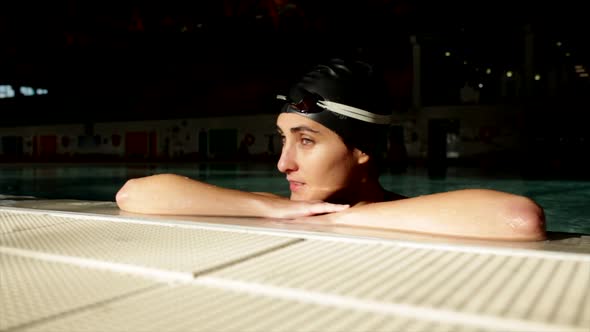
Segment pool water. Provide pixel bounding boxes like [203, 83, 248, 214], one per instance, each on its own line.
[1, 163, 589, 235]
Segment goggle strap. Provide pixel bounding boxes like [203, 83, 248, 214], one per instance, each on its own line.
[276, 95, 392, 125]
[318, 100, 392, 125]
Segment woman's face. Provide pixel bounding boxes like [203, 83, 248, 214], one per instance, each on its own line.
[276, 113, 366, 202]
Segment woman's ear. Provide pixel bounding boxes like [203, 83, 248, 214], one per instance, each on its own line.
[354, 148, 370, 165]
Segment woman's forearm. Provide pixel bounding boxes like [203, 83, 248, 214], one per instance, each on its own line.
[318, 189, 546, 241]
[116, 174, 269, 216]
[115, 173, 348, 218]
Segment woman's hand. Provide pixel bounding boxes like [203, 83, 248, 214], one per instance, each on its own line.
[268, 199, 349, 219]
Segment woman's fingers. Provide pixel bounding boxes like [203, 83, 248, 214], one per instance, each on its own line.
[307, 202, 349, 215]
[276, 201, 349, 218]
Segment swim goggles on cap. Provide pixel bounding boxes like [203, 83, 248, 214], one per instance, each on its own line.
[277, 94, 392, 125]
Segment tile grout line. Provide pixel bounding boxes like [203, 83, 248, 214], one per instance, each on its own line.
[0, 220, 73, 235]
[3, 285, 164, 332]
[0, 238, 305, 283]
[2, 207, 590, 261]
[195, 276, 586, 332]
[0, 246, 194, 283]
[192, 238, 305, 277]
[2, 243, 587, 332]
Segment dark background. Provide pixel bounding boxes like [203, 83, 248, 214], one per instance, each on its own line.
[1, 0, 589, 176]
[2, 0, 587, 123]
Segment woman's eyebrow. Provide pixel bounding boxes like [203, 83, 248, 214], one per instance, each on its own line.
[289, 126, 321, 134]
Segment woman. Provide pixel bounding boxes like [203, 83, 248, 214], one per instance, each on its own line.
[116, 58, 546, 241]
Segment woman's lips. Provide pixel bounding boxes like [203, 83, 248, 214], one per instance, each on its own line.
[289, 181, 304, 192]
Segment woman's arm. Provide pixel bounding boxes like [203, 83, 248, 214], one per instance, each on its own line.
[301, 189, 546, 241]
[115, 173, 348, 218]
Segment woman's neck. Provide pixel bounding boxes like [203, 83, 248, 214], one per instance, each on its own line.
[353, 178, 388, 206]
[328, 178, 386, 207]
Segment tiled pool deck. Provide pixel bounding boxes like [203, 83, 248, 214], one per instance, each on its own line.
[1, 198, 589, 332]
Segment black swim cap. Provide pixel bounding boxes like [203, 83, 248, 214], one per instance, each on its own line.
[278, 58, 392, 155]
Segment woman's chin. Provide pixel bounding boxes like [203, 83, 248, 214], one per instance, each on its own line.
[289, 192, 307, 201]
[290, 191, 330, 202]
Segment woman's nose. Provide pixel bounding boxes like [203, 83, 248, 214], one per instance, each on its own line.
[277, 144, 298, 173]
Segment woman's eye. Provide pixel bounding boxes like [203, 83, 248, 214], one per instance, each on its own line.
[301, 138, 314, 145]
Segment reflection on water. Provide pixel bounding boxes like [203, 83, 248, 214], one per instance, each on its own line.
[1, 163, 589, 234]
[0, 163, 286, 201]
